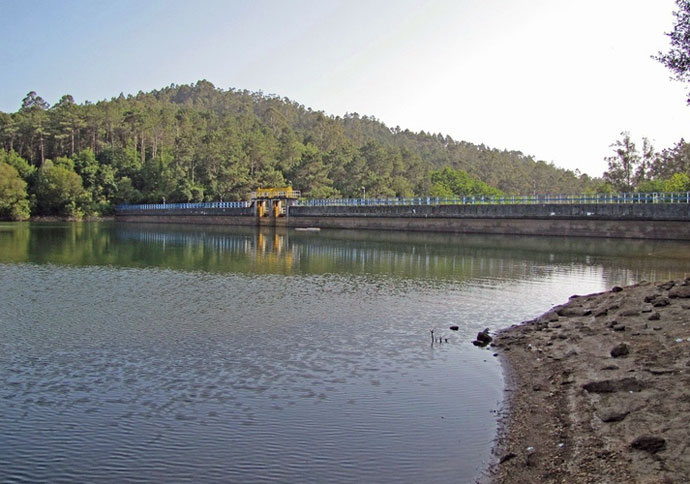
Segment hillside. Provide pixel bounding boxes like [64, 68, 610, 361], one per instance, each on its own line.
[0, 80, 598, 216]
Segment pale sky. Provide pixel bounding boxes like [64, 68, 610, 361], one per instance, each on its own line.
[1, 0, 688, 176]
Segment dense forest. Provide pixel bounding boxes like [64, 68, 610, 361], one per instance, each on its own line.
[0, 80, 687, 220]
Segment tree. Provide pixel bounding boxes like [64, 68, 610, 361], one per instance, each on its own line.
[34, 160, 87, 217]
[0, 150, 35, 181]
[51, 94, 85, 155]
[603, 132, 639, 191]
[655, 0, 690, 103]
[429, 166, 503, 197]
[18, 91, 50, 165]
[0, 161, 30, 220]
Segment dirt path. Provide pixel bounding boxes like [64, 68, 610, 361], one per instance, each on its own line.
[487, 279, 690, 484]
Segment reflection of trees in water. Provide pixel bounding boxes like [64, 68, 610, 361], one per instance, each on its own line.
[1, 222, 688, 283]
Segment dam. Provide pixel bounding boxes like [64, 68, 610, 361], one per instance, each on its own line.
[115, 192, 690, 240]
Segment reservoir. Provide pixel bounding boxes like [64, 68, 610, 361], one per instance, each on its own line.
[1, 222, 688, 483]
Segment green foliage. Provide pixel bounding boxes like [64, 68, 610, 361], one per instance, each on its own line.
[429, 167, 503, 198]
[603, 132, 639, 191]
[0, 150, 35, 181]
[603, 132, 690, 193]
[655, 0, 690, 103]
[0, 80, 607, 214]
[638, 173, 690, 193]
[0, 161, 30, 220]
[34, 160, 88, 217]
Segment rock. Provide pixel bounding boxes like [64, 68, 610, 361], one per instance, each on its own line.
[619, 309, 640, 317]
[597, 408, 630, 422]
[647, 367, 676, 375]
[525, 449, 539, 467]
[582, 377, 646, 393]
[473, 328, 492, 347]
[539, 311, 560, 323]
[601, 364, 619, 370]
[610, 343, 629, 358]
[499, 452, 516, 464]
[669, 286, 690, 298]
[612, 324, 626, 332]
[611, 286, 623, 292]
[594, 308, 608, 317]
[653, 297, 671, 307]
[644, 294, 660, 303]
[630, 435, 666, 453]
[658, 281, 676, 291]
[449, 325, 459, 331]
[648, 312, 661, 321]
[557, 306, 592, 317]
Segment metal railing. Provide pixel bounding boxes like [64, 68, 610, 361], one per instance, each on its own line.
[294, 192, 690, 207]
[116, 201, 250, 211]
[115, 192, 690, 212]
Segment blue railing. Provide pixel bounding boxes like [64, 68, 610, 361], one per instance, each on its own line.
[295, 192, 690, 207]
[115, 192, 690, 212]
[116, 201, 250, 211]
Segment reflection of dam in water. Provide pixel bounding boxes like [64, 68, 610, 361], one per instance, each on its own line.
[113, 224, 689, 284]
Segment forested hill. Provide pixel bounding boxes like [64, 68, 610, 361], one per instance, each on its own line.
[0, 80, 597, 217]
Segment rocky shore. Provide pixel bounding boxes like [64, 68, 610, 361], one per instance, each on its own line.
[487, 279, 690, 484]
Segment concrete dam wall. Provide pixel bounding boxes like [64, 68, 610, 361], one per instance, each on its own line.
[115, 203, 690, 240]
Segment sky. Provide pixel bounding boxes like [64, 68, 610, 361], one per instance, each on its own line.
[1, 0, 688, 176]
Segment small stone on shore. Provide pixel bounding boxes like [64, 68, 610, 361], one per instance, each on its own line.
[610, 343, 629, 358]
[630, 435, 666, 454]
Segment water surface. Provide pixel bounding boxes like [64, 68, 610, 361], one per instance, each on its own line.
[1, 222, 688, 483]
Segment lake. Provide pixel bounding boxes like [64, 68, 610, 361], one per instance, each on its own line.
[1, 222, 688, 483]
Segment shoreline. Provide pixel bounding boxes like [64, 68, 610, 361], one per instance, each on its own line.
[486, 279, 690, 484]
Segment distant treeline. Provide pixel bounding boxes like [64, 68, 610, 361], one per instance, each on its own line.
[0, 80, 685, 220]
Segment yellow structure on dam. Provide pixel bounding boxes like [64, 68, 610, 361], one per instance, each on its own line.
[252, 187, 301, 224]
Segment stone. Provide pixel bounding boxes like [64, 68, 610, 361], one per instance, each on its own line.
[669, 286, 690, 298]
[647, 368, 676, 375]
[557, 306, 592, 317]
[540, 311, 560, 323]
[653, 297, 671, 307]
[630, 435, 666, 453]
[648, 312, 661, 321]
[658, 281, 676, 291]
[619, 309, 640, 317]
[611, 286, 623, 292]
[582, 377, 646, 393]
[597, 408, 630, 422]
[610, 343, 629, 358]
[499, 452, 516, 464]
[473, 328, 492, 347]
[612, 324, 626, 332]
[594, 308, 608, 317]
[449, 325, 459, 331]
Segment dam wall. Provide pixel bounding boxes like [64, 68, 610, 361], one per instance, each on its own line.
[115, 202, 690, 240]
[115, 206, 256, 226]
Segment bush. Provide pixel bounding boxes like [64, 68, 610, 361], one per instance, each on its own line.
[0, 161, 31, 220]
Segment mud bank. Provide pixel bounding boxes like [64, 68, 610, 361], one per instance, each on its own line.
[488, 279, 690, 484]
